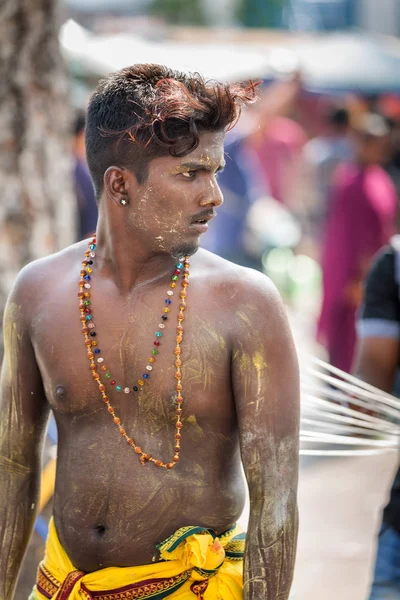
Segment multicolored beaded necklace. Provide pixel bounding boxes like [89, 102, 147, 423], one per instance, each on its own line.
[79, 234, 190, 469]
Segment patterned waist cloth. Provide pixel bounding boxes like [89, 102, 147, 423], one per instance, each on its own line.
[32, 518, 245, 600]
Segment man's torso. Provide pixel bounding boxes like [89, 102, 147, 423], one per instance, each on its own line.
[29, 242, 247, 571]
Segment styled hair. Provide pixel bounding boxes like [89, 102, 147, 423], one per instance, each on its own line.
[85, 63, 258, 199]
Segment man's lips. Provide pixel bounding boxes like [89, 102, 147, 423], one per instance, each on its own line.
[189, 210, 216, 225]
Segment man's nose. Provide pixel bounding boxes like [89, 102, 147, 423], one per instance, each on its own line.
[199, 180, 224, 208]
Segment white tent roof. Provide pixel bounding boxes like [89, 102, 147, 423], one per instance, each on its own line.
[288, 33, 400, 93]
[60, 20, 271, 82]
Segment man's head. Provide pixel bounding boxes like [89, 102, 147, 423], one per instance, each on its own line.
[325, 106, 349, 135]
[353, 113, 391, 166]
[85, 64, 257, 257]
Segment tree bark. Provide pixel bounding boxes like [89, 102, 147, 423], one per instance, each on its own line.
[0, 0, 75, 360]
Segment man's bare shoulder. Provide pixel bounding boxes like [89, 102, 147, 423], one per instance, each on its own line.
[195, 248, 282, 310]
[7, 240, 87, 317]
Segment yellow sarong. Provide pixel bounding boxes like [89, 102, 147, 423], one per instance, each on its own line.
[30, 518, 245, 599]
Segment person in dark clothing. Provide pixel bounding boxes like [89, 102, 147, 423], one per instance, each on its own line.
[73, 112, 98, 240]
[354, 237, 400, 599]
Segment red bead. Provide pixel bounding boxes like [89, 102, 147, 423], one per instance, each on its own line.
[154, 341, 160, 346]
[174, 269, 181, 275]
[111, 380, 116, 385]
[84, 308, 91, 314]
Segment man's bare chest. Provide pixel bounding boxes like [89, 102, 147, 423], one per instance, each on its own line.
[30, 283, 232, 427]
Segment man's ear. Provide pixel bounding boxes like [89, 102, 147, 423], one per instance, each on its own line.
[104, 166, 138, 207]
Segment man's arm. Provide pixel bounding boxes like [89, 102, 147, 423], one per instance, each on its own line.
[0, 267, 50, 599]
[231, 272, 299, 600]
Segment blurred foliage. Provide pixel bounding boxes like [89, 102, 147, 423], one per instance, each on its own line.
[236, 0, 286, 27]
[148, 0, 207, 25]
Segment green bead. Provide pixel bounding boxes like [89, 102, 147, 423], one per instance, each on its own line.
[105, 373, 111, 379]
[172, 275, 179, 281]
[116, 385, 122, 392]
[84, 300, 91, 306]
[152, 349, 159, 355]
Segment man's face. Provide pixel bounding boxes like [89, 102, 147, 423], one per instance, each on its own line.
[355, 133, 390, 166]
[126, 130, 225, 258]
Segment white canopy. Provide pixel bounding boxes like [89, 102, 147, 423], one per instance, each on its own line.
[60, 20, 271, 83]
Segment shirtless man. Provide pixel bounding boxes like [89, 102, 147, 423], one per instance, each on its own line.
[0, 65, 299, 600]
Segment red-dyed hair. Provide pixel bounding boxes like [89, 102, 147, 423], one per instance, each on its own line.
[86, 63, 259, 198]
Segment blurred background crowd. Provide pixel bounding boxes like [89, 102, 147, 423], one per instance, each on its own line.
[3, 0, 400, 598]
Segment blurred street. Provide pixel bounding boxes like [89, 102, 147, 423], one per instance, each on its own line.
[238, 451, 399, 600]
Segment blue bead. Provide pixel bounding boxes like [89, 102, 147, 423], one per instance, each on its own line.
[143, 373, 149, 379]
[89, 244, 96, 251]
[165, 299, 172, 305]
[85, 314, 93, 321]
[176, 263, 184, 269]
[116, 385, 122, 392]
[155, 331, 163, 337]
[84, 275, 91, 281]
[94, 349, 101, 354]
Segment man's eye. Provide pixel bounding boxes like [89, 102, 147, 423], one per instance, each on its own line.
[181, 171, 196, 179]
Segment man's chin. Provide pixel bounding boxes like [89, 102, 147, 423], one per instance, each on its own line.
[171, 242, 199, 260]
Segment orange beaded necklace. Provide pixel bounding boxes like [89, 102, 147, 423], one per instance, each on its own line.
[79, 235, 190, 469]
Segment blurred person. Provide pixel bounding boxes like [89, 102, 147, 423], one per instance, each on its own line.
[354, 236, 400, 599]
[383, 116, 400, 214]
[0, 65, 299, 600]
[202, 75, 306, 268]
[303, 106, 353, 231]
[250, 74, 308, 209]
[73, 112, 98, 240]
[317, 113, 397, 373]
[201, 123, 267, 268]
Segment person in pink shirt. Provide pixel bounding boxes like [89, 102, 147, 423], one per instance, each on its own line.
[318, 113, 398, 373]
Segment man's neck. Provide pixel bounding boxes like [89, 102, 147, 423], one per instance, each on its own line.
[94, 213, 178, 293]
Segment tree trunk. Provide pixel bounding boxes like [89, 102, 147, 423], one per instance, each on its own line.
[0, 0, 75, 359]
